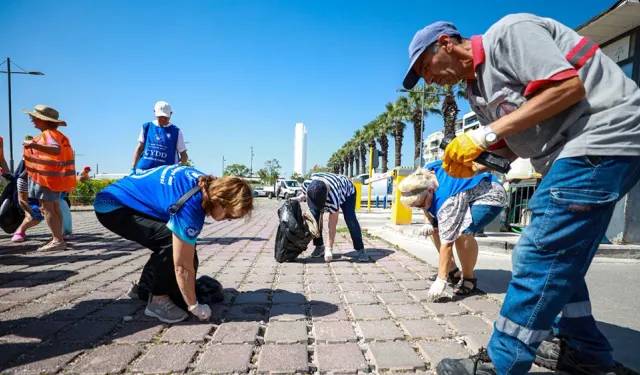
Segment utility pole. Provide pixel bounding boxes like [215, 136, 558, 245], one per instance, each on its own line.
[222, 155, 226, 176]
[250, 146, 254, 179]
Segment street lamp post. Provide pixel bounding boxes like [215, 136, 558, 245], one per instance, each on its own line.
[0, 57, 44, 173]
[250, 146, 254, 179]
[222, 155, 226, 176]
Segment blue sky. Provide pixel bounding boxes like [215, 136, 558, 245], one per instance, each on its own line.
[2, 0, 610, 177]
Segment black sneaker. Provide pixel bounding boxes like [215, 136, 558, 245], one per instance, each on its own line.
[436, 348, 497, 375]
[535, 338, 616, 375]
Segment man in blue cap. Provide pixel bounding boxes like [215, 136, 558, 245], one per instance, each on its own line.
[297, 172, 366, 263]
[403, 13, 640, 375]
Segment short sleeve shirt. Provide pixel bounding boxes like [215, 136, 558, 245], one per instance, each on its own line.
[137, 121, 187, 163]
[301, 172, 356, 214]
[469, 13, 640, 175]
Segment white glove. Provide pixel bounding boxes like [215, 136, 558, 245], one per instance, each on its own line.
[427, 277, 448, 301]
[416, 223, 434, 237]
[188, 302, 211, 321]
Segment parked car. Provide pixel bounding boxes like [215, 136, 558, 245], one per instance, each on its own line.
[253, 187, 267, 197]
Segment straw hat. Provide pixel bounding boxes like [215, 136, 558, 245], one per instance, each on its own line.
[22, 105, 67, 126]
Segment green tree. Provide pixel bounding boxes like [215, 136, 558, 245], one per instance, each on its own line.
[224, 163, 250, 177]
[183, 159, 195, 167]
[439, 82, 467, 136]
[258, 159, 282, 186]
[290, 172, 304, 182]
[406, 83, 442, 162]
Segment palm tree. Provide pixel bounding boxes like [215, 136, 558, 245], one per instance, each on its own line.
[385, 99, 410, 168]
[353, 129, 367, 175]
[363, 121, 379, 174]
[439, 82, 467, 136]
[374, 114, 393, 173]
[406, 83, 442, 162]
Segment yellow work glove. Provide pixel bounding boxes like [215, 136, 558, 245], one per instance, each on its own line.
[442, 128, 489, 178]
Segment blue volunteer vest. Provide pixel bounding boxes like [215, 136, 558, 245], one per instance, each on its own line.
[136, 122, 180, 170]
[425, 160, 499, 217]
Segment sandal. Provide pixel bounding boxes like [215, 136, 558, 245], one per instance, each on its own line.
[454, 277, 478, 296]
[429, 267, 461, 284]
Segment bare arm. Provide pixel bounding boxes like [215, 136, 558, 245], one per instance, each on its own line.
[180, 151, 188, 165]
[172, 234, 197, 307]
[132, 142, 144, 169]
[0, 139, 9, 174]
[491, 77, 585, 139]
[327, 212, 339, 249]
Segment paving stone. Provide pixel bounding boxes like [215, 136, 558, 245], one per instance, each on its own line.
[367, 341, 426, 371]
[89, 301, 142, 319]
[242, 281, 273, 291]
[357, 320, 404, 341]
[272, 291, 306, 304]
[69, 344, 140, 373]
[399, 320, 450, 339]
[133, 343, 199, 373]
[3, 343, 84, 373]
[339, 282, 371, 292]
[309, 292, 342, 305]
[54, 320, 119, 343]
[311, 304, 349, 321]
[258, 344, 308, 374]
[410, 290, 437, 301]
[462, 333, 492, 352]
[445, 315, 494, 335]
[226, 304, 266, 321]
[195, 344, 254, 374]
[274, 283, 304, 293]
[264, 321, 307, 344]
[423, 302, 469, 316]
[161, 323, 213, 342]
[315, 343, 368, 373]
[392, 272, 421, 281]
[417, 340, 470, 366]
[313, 321, 358, 343]
[278, 274, 304, 283]
[0, 303, 55, 321]
[234, 292, 270, 305]
[348, 304, 390, 320]
[363, 273, 393, 282]
[334, 273, 363, 283]
[370, 282, 403, 292]
[246, 274, 275, 284]
[0, 320, 71, 343]
[378, 291, 415, 304]
[308, 283, 338, 293]
[269, 304, 307, 321]
[111, 322, 165, 343]
[1, 287, 55, 302]
[399, 280, 431, 290]
[343, 292, 378, 305]
[459, 298, 502, 314]
[211, 321, 260, 344]
[307, 273, 334, 283]
[387, 303, 429, 319]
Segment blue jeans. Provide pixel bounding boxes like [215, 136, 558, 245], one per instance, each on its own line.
[463, 204, 504, 234]
[488, 156, 640, 375]
[311, 192, 364, 250]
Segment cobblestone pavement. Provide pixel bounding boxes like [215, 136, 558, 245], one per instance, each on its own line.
[0, 200, 551, 374]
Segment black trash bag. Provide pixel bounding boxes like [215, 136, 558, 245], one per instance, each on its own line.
[196, 275, 225, 305]
[0, 174, 25, 235]
[274, 199, 313, 263]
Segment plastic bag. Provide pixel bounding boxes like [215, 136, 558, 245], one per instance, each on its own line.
[0, 174, 25, 234]
[274, 199, 313, 263]
[60, 195, 73, 235]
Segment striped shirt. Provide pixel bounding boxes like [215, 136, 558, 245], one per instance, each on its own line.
[301, 172, 355, 214]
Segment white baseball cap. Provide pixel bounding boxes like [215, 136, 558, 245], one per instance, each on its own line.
[154, 101, 172, 118]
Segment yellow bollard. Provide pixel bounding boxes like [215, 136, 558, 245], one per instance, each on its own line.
[352, 177, 363, 211]
[390, 167, 413, 225]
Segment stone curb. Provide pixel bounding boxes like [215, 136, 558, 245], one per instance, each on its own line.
[382, 224, 640, 260]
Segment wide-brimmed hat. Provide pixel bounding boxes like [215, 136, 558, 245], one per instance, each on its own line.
[22, 105, 67, 126]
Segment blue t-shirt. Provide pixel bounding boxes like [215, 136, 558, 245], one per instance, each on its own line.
[94, 165, 206, 244]
[425, 160, 499, 217]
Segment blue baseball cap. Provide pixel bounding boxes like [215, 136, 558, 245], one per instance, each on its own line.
[306, 180, 328, 212]
[403, 21, 461, 89]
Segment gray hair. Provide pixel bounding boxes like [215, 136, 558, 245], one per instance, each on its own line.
[397, 168, 437, 208]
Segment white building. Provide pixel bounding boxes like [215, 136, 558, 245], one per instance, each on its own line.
[293, 122, 307, 175]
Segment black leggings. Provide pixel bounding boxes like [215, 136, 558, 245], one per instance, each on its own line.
[96, 207, 198, 310]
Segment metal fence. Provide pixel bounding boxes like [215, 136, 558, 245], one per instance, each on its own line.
[505, 179, 540, 234]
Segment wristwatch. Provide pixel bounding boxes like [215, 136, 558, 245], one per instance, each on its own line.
[483, 125, 499, 145]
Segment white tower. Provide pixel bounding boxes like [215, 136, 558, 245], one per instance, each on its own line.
[294, 123, 307, 175]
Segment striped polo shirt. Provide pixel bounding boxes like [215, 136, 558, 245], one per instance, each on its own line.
[301, 172, 355, 214]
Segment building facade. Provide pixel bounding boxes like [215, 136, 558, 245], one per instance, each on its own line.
[293, 123, 307, 175]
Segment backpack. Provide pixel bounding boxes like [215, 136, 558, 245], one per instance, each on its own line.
[274, 199, 313, 263]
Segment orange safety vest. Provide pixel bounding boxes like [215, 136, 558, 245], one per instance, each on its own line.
[24, 129, 77, 192]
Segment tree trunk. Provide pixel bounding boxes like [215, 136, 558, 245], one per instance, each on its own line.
[443, 93, 459, 137]
[354, 151, 360, 177]
[360, 145, 367, 175]
[394, 122, 404, 167]
[349, 156, 355, 177]
[413, 108, 423, 162]
[378, 135, 389, 173]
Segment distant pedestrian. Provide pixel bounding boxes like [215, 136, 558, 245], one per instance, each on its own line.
[94, 165, 254, 323]
[131, 101, 189, 174]
[78, 166, 91, 183]
[22, 105, 76, 251]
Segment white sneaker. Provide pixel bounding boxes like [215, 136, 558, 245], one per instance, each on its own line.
[324, 248, 333, 263]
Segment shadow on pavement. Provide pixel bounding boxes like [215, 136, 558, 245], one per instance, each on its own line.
[597, 321, 640, 373]
[473, 269, 513, 294]
[198, 236, 268, 245]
